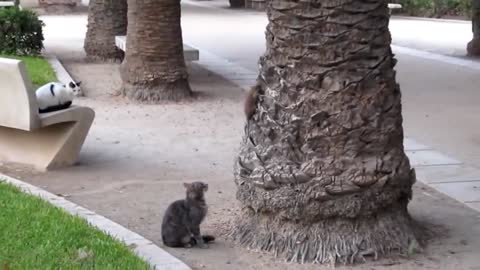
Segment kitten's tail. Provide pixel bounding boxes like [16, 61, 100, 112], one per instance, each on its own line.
[189, 235, 215, 246]
[202, 235, 215, 243]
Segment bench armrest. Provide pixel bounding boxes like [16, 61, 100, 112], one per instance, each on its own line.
[39, 105, 95, 128]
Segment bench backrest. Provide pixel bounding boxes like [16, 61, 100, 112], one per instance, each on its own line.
[0, 58, 40, 131]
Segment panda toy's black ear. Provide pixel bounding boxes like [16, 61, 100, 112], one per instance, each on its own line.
[69, 82, 75, 88]
[76, 81, 82, 86]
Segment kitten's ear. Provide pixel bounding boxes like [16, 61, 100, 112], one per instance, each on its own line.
[183, 183, 191, 189]
[76, 81, 82, 86]
[69, 82, 75, 88]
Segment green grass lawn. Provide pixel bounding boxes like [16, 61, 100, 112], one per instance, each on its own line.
[0, 181, 150, 270]
[0, 55, 57, 86]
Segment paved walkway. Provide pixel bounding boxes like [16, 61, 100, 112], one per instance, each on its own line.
[181, 0, 475, 70]
[390, 16, 472, 57]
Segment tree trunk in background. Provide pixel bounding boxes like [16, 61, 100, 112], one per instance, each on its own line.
[119, 0, 192, 103]
[467, 0, 480, 56]
[84, 0, 127, 61]
[229, 0, 245, 8]
[232, 0, 419, 264]
[433, 0, 440, 17]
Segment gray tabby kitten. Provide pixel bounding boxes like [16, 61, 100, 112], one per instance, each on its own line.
[161, 182, 215, 248]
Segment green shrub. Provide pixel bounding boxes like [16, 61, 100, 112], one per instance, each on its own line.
[0, 8, 45, 55]
[395, 0, 472, 18]
[455, 0, 472, 16]
[400, 0, 433, 15]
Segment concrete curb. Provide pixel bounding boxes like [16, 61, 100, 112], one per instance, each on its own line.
[44, 53, 87, 97]
[0, 173, 191, 270]
[391, 15, 470, 24]
[44, 54, 75, 84]
[193, 47, 257, 91]
[392, 45, 480, 70]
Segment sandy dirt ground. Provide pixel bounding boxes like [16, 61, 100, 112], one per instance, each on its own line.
[1, 46, 480, 270]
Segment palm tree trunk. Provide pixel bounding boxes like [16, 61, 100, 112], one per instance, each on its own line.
[468, 0, 480, 56]
[84, 0, 127, 62]
[119, 0, 192, 103]
[232, 0, 419, 264]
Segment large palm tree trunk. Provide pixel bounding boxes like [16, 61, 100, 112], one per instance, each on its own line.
[84, 0, 128, 61]
[232, 0, 419, 264]
[119, 0, 192, 103]
[468, 0, 480, 56]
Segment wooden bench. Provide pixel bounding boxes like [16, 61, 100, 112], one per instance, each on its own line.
[0, 58, 95, 170]
[115, 36, 200, 62]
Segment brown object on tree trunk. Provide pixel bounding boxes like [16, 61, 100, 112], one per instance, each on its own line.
[244, 85, 261, 120]
[84, 0, 127, 62]
[119, 0, 193, 103]
[231, 0, 420, 265]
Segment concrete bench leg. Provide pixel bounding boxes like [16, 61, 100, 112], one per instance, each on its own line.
[0, 112, 94, 171]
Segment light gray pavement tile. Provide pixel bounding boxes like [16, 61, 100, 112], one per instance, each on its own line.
[466, 202, 480, 212]
[430, 181, 480, 203]
[406, 150, 462, 167]
[415, 165, 480, 184]
[404, 137, 433, 151]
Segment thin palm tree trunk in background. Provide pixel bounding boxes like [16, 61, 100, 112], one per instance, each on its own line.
[468, 0, 480, 56]
[84, 0, 127, 61]
[120, 0, 192, 103]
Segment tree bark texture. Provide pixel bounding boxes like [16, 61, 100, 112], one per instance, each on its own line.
[119, 0, 192, 103]
[232, 0, 419, 265]
[467, 0, 480, 56]
[84, 0, 127, 62]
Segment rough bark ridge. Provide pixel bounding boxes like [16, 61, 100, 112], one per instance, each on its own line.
[84, 0, 127, 62]
[467, 0, 480, 56]
[232, 0, 419, 265]
[120, 0, 192, 103]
